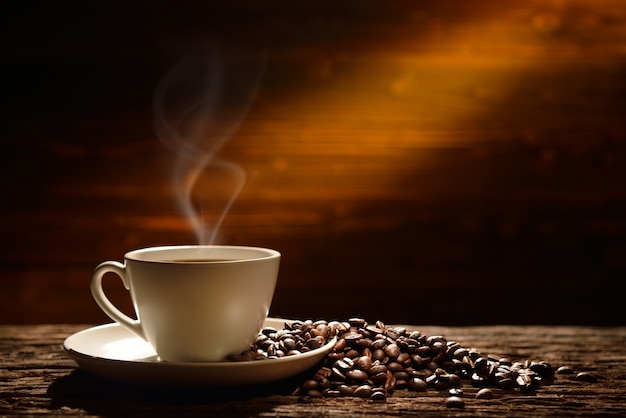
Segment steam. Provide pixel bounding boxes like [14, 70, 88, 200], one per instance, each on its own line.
[153, 40, 265, 244]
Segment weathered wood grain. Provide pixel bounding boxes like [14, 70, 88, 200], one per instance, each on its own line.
[1, 324, 624, 417]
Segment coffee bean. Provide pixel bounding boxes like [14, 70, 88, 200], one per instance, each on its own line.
[306, 336, 325, 350]
[410, 354, 424, 368]
[372, 349, 387, 362]
[396, 352, 411, 367]
[353, 384, 373, 398]
[448, 387, 463, 397]
[576, 372, 598, 383]
[393, 371, 410, 381]
[447, 374, 461, 387]
[471, 372, 488, 387]
[395, 379, 408, 390]
[331, 367, 347, 381]
[370, 391, 387, 402]
[408, 377, 427, 392]
[261, 327, 277, 336]
[325, 390, 342, 398]
[356, 356, 373, 371]
[387, 362, 404, 373]
[384, 344, 400, 360]
[516, 375, 534, 392]
[307, 389, 324, 398]
[346, 370, 368, 381]
[370, 339, 387, 350]
[338, 384, 355, 396]
[556, 366, 574, 375]
[434, 380, 449, 390]
[348, 318, 366, 327]
[301, 379, 319, 391]
[454, 347, 469, 358]
[445, 396, 465, 409]
[370, 372, 389, 385]
[476, 388, 495, 399]
[497, 378, 516, 390]
[343, 332, 362, 346]
[336, 358, 354, 371]
[316, 376, 332, 389]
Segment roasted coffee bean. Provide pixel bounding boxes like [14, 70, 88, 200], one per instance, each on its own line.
[261, 327, 277, 336]
[476, 388, 495, 399]
[576, 372, 598, 383]
[345, 349, 361, 359]
[348, 318, 367, 328]
[556, 366, 574, 375]
[447, 374, 461, 387]
[306, 336, 325, 350]
[516, 375, 534, 392]
[474, 357, 489, 372]
[426, 361, 439, 372]
[346, 370, 369, 381]
[408, 377, 427, 392]
[316, 376, 332, 389]
[393, 371, 410, 381]
[448, 387, 463, 397]
[327, 351, 344, 362]
[416, 345, 431, 356]
[370, 372, 389, 385]
[370, 390, 387, 402]
[356, 355, 373, 371]
[425, 373, 438, 387]
[301, 380, 319, 391]
[369, 364, 388, 375]
[356, 338, 373, 350]
[384, 376, 396, 394]
[343, 333, 361, 346]
[497, 378, 516, 389]
[530, 361, 554, 377]
[325, 390, 342, 398]
[471, 372, 488, 387]
[396, 352, 411, 367]
[371, 339, 387, 350]
[431, 341, 445, 353]
[454, 347, 469, 358]
[445, 396, 465, 409]
[410, 354, 424, 368]
[499, 357, 512, 365]
[395, 379, 408, 390]
[434, 380, 449, 390]
[372, 349, 387, 362]
[384, 344, 400, 360]
[331, 367, 347, 381]
[336, 358, 354, 371]
[338, 384, 355, 396]
[307, 389, 324, 398]
[353, 384, 373, 398]
[387, 362, 404, 373]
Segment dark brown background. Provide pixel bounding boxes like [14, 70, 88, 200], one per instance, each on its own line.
[2, 0, 625, 325]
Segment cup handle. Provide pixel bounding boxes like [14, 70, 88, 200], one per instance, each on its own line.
[90, 261, 146, 340]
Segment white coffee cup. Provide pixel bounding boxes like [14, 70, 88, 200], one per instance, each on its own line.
[90, 245, 280, 362]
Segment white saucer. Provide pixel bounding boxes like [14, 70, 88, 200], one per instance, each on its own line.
[64, 318, 336, 387]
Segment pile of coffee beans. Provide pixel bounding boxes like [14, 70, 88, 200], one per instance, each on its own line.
[226, 319, 332, 362]
[230, 318, 597, 408]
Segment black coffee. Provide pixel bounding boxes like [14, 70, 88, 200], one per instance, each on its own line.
[165, 259, 237, 263]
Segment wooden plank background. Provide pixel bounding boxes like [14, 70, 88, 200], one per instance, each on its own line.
[2, 0, 625, 325]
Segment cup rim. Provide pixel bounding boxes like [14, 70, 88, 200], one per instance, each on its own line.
[124, 245, 281, 264]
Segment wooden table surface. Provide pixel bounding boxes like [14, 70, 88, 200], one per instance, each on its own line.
[1, 323, 624, 417]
